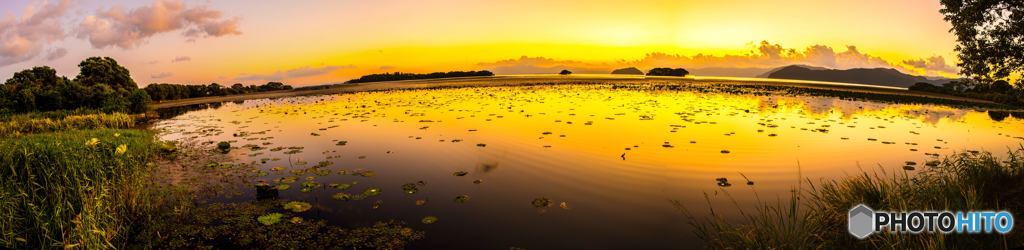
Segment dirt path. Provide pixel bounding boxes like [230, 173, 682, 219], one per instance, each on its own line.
[150, 75, 1001, 109]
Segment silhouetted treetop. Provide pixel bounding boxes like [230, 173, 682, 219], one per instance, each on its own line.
[646, 68, 689, 77]
[940, 0, 1023, 84]
[559, 69, 572, 75]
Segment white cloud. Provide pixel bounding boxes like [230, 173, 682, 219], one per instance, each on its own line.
[44, 47, 67, 61]
[151, 71, 173, 79]
[479, 41, 960, 77]
[236, 65, 354, 82]
[0, 0, 71, 66]
[76, 0, 241, 49]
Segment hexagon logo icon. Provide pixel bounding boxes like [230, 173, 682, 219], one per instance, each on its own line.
[848, 204, 875, 239]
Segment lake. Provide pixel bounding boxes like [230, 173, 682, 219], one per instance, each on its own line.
[154, 83, 1024, 249]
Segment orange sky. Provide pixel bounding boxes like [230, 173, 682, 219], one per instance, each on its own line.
[0, 0, 960, 86]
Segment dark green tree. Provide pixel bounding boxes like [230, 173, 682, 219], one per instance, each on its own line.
[75, 57, 137, 90]
[940, 0, 1023, 84]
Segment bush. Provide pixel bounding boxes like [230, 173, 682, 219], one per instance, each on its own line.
[127, 89, 151, 113]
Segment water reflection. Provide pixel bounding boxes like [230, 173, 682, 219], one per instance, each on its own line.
[154, 84, 1024, 249]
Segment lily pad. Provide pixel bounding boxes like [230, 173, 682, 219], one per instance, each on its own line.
[332, 192, 352, 200]
[283, 201, 312, 213]
[421, 216, 439, 224]
[257, 213, 284, 225]
[531, 197, 552, 208]
[362, 187, 382, 197]
[454, 194, 471, 203]
[401, 183, 419, 194]
[329, 183, 353, 190]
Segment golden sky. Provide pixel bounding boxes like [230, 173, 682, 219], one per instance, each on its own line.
[0, 0, 960, 86]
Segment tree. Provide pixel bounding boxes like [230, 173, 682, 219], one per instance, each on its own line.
[75, 57, 137, 90]
[127, 89, 151, 113]
[646, 68, 690, 77]
[940, 0, 1023, 85]
[991, 79, 1013, 93]
[559, 69, 573, 75]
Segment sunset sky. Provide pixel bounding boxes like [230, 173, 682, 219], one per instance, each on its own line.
[0, 0, 961, 86]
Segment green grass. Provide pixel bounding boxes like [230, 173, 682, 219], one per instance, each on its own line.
[0, 113, 136, 137]
[684, 147, 1024, 249]
[0, 129, 160, 249]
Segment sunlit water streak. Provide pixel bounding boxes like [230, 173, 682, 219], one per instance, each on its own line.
[155, 84, 1024, 249]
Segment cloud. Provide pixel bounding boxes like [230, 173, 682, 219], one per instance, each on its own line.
[151, 72, 173, 79]
[44, 47, 67, 61]
[0, 0, 71, 66]
[236, 65, 354, 82]
[172, 56, 190, 62]
[76, 0, 241, 49]
[901, 56, 959, 76]
[478, 56, 613, 75]
[479, 41, 960, 77]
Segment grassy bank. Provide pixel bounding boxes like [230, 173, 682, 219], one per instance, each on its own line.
[0, 129, 160, 248]
[685, 147, 1024, 249]
[0, 112, 136, 137]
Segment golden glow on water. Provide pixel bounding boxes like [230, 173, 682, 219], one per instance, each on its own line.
[156, 85, 1024, 248]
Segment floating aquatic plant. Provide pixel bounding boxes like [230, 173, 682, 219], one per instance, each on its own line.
[283, 201, 312, 213]
[421, 216, 439, 224]
[532, 197, 551, 208]
[401, 183, 419, 194]
[257, 213, 284, 225]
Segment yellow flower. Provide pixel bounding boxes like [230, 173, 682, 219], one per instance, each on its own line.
[114, 133, 121, 137]
[85, 138, 100, 147]
[115, 144, 127, 155]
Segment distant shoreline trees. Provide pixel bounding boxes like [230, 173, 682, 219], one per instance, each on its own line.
[346, 70, 493, 84]
[559, 69, 573, 75]
[144, 82, 292, 102]
[0, 57, 150, 114]
[646, 68, 690, 77]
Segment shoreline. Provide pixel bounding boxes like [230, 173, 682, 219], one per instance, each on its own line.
[150, 75, 1006, 110]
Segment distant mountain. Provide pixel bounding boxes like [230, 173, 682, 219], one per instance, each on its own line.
[760, 65, 949, 88]
[689, 67, 773, 77]
[611, 67, 644, 75]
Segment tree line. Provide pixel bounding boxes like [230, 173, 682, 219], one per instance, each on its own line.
[910, 79, 1024, 106]
[144, 82, 292, 102]
[0, 57, 150, 114]
[346, 70, 493, 83]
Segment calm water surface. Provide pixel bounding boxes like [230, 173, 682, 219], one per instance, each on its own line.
[155, 84, 1024, 249]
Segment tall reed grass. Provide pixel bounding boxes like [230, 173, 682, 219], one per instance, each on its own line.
[0, 129, 159, 249]
[684, 147, 1024, 249]
[0, 113, 135, 137]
